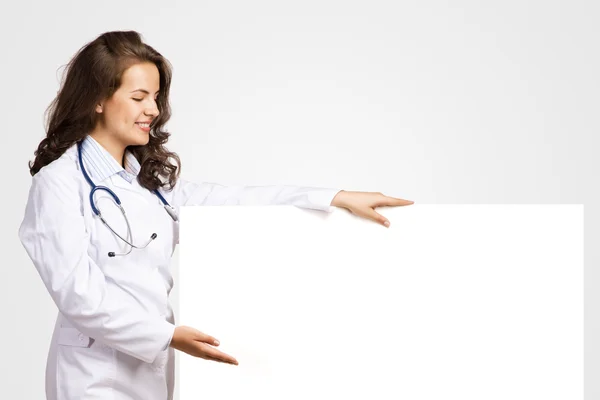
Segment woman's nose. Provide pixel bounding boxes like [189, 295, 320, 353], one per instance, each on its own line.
[145, 104, 160, 117]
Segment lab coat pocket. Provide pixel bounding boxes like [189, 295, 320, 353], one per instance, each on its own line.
[57, 327, 92, 348]
[55, 328, 117, 398]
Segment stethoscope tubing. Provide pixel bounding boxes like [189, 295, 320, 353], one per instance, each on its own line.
[77, 141, 178, 257]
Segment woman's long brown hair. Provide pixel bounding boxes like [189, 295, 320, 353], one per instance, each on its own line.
[28, 30, 181, 192]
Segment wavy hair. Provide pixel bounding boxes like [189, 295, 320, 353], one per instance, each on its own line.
[28, 30, 181, 191]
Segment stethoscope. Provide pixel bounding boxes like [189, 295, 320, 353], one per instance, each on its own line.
[77, 141, 179, 258]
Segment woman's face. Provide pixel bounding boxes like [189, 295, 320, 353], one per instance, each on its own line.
[94, 62, 161, 148]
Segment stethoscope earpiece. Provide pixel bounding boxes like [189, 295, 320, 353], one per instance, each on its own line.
[107, 232, 158, 257]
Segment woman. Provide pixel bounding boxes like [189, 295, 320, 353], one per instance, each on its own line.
[18, 30, 414, 400]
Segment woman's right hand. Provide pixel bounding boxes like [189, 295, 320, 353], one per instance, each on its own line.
[169, 326, 238, 365]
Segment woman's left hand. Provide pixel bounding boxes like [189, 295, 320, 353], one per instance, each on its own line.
[330, 190, 414, 227]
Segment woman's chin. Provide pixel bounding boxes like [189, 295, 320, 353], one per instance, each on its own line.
[129, 133, 150, 146]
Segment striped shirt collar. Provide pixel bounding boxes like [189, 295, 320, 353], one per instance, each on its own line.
[80, 135, 141, 183]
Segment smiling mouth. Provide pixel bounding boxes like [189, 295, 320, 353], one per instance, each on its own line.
[135, 122, 151, 132]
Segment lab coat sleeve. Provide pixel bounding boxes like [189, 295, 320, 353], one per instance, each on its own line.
[18, 169, 174, 364]
[171, 178, 342, 210]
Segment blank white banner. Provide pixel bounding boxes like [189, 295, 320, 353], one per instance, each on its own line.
[179, 205, 583, 400]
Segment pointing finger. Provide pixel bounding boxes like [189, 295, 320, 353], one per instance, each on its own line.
[198, 343, 239, 365]
[385, 197, 414, 206]
[373, 196, 413, 208]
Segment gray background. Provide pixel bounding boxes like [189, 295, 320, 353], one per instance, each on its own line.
[1, 1, 597, 398]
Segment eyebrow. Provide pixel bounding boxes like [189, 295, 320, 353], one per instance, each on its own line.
[130, 89, 160, 95]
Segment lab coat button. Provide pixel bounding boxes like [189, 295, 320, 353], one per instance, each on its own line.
[78, 333, 85, 341]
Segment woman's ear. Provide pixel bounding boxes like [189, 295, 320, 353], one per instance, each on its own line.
[95, 103, 103, 113]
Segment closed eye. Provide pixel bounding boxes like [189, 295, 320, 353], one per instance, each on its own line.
[132, 97, 159, 102]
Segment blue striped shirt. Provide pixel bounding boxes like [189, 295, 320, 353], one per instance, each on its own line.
[80, 135, 141, 184]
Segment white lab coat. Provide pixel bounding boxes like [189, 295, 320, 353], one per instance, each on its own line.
[18, 142, 340, 400]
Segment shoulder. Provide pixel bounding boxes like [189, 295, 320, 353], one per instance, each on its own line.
[30, 144, 84, 200]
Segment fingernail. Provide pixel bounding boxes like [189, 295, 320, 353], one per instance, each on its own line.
[384, 221, 390, 227]
[214, 340, 220, 346]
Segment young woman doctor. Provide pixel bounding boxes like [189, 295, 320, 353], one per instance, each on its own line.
[18, 30, 414, 400]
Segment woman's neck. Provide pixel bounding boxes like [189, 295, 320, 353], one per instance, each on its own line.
[88, 130, 126, 168]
